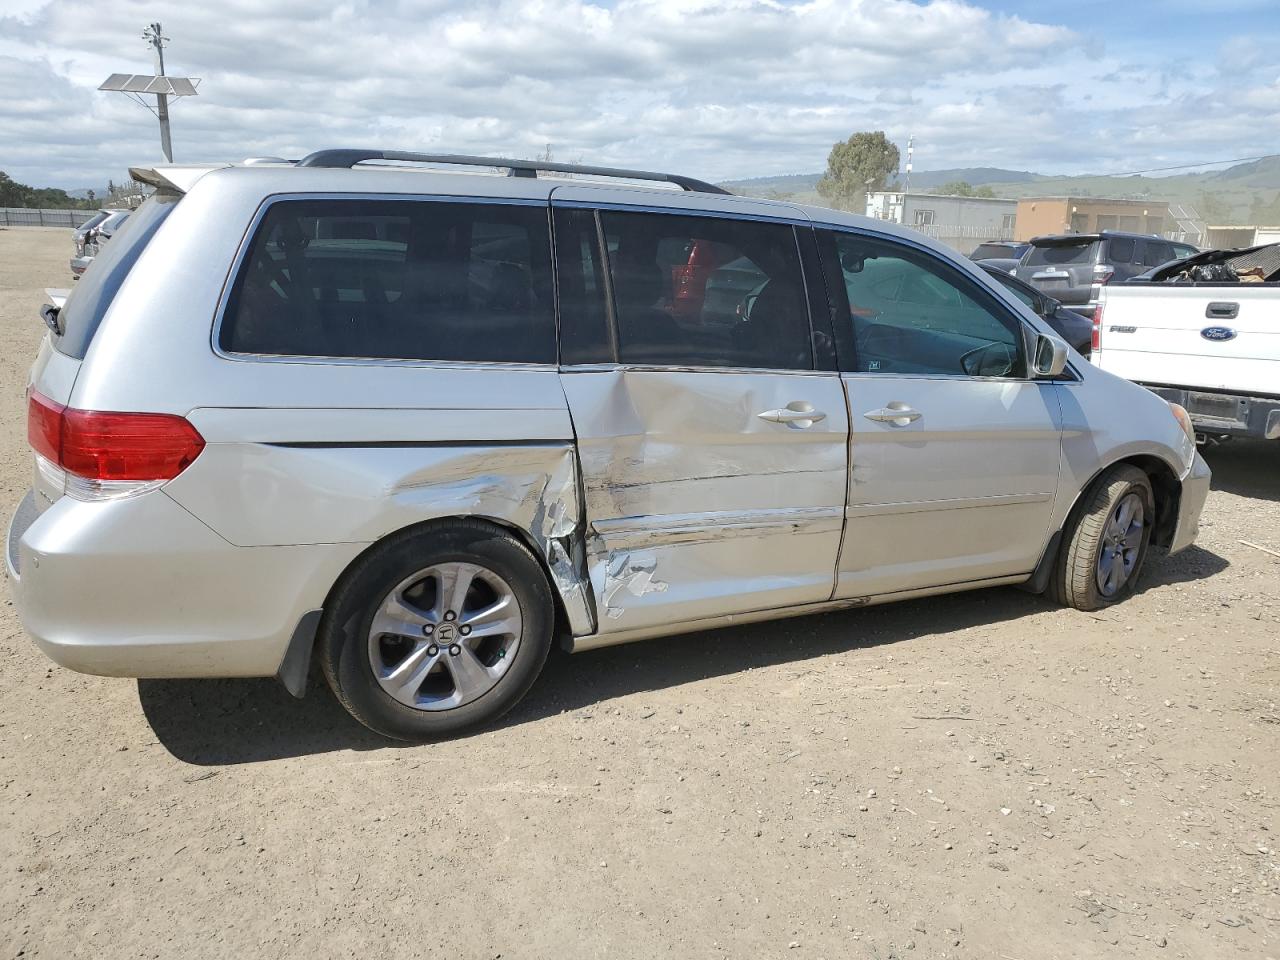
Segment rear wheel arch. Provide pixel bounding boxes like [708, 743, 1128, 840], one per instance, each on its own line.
[317, 515, 571, 653]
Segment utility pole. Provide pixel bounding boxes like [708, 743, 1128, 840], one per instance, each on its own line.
[144, 22, 173, 162]
[98, 26, 198, 165]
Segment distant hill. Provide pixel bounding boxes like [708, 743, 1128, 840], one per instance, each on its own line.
[908, 167, 1043, 189]
[722, 166, 1041, 198]
[723, 156, 1280, 223]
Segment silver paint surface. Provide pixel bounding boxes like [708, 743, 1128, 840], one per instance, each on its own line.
[9, 160, 1211, 681]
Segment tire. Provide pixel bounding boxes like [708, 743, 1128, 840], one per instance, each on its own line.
[1049, 465, 1154, 611]
[318, 519, 554, 741]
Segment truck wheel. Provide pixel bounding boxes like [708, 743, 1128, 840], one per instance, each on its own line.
[1049, 465, 1154, 611]
[318, 519, 554, 741]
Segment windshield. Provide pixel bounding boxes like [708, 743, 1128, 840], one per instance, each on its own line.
[1026, 241, 1097, 266]
[54, 193, 178, 359]
[76, 211, 110, 235]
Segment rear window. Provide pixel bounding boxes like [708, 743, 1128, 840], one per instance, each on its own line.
[970, 243, 1011, 261]
[1025, 241, 1098, 266]
[220, 198, 556, 363]
[54, 194, 178, 359]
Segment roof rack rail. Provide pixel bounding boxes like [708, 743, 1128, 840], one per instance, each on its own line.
[294, 149, 730, 195]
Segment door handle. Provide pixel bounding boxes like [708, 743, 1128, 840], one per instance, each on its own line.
[757, 403, 827, 427]
[1205, 301, 1239, 320]
[864, 403, 922, 426]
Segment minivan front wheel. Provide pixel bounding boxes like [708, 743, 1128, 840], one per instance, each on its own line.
[319, 520, 554, 740]
[1050, 464, 1154, 611]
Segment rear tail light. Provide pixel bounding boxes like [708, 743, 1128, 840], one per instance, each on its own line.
[1092, 264, 1114, 285]
[27, 389, 204, 498]
[1091, 302, 1103, 352]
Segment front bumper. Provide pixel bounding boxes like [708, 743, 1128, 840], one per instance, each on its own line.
[7, 488, 358, 680]
[1169, 452, 1211, 555]
[1144, 386, 1280, 441]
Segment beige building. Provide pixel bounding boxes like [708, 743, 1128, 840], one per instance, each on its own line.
[1014, 197, 1169, 241]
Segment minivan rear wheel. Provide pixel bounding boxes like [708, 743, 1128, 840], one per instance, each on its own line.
[319, 520, 554, 740]
[1049, 465, 1153, 611]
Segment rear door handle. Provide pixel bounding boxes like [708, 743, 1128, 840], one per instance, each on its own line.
[757, 403, 827, 427]
[864, 403, 922, 426]
[1206, 301, 1239, 320]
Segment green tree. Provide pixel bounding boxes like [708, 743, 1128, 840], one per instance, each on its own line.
[0, 171, 29, 207]
[816, 131, 900, 212]
[1248, 191, 1280, 224]
[936, 180, 975, 197]
[1197, 191, 1230, 225]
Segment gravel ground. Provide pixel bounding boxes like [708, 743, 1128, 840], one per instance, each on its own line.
[1, 227, 1277, 960]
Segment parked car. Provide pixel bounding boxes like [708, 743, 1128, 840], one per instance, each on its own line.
[10, 151, 1210, 741]
[968, 241, 1029, 276]
[1093, 242, 1280, 441]
[969, 241, 1029, 262]
[73, 209, 126, 257]
[71, 210, 131, 279]
[1014, 231, 1183, 319]
[979, 263, 1092, 355]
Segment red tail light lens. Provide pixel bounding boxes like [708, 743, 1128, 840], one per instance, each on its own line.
[27, 390, 204, 482]
[27, 389, 64, 464]
[1091, 303, 1103, 352]
[1092, 264, 1114, 285]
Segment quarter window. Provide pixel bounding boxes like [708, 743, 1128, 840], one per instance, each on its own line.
[599, 211, 813, 370]
[221, 199, 556, 363]
[820, 231, 1025, 378]
[1106, 238, 1136, 263]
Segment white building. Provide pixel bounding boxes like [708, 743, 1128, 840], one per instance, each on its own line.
[865, 191, 1018, 255]
[1202, 225, 1280, 249]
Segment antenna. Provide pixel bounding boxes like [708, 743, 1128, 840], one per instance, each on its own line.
[98, 22, 200, 163]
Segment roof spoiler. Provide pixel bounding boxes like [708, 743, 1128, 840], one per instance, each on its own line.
[128, 163, 230, 194]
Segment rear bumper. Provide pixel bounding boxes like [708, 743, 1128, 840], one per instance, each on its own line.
[1143, 386, 1280, 440]
[1169, 452, 1211, 554]
[7, 488, 358, 680]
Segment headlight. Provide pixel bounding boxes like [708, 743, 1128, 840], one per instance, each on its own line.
[1168, 402, 1196, 444]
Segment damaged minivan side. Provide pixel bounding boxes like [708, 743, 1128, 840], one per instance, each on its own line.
[8, 151, 1211, 741]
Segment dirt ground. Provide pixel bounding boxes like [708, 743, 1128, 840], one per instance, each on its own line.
[0, 226, 1277, 960]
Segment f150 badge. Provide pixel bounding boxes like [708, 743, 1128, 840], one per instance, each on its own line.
[1201, 326, 1237, 342]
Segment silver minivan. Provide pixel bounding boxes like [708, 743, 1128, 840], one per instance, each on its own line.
[9, 151, 1212, 740]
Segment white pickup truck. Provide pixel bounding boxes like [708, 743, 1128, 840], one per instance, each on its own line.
[1092, 244, 1280, 442]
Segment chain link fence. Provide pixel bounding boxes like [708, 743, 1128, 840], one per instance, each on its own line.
[0, 208, 98, 228]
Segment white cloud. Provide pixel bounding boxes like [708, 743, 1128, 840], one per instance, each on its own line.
[0, 0, 1274, 188]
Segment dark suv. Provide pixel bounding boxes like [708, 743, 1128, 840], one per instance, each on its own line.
[1014, 231, 1181, 319]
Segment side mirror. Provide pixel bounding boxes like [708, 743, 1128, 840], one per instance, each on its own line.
[1039, 297, 1061, 318]
[1032, 332, 1069, 378]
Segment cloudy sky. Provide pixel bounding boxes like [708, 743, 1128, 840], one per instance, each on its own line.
[1, 0, 1277, 189]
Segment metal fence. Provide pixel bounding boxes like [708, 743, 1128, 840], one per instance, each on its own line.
[910, 222, 1015, 256]
[0, 208, 98, 228]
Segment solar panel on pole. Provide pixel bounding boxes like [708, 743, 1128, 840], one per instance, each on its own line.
[96, 24, 199, 164]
